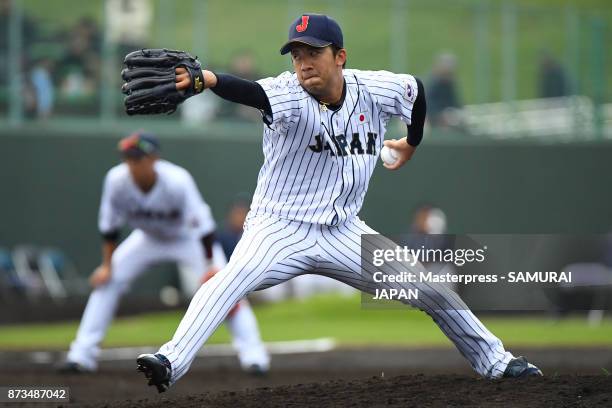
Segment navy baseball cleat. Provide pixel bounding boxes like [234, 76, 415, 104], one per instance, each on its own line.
[136, 353, 172, 393]
[503, 356, 543, 378]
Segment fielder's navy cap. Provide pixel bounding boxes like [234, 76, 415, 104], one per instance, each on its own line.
[280, 14, 344, 55]
[118, 131, 160, 158]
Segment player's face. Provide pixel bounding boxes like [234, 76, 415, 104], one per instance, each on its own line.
[291, 45, 345, 97]
[125, 155, 157, 190]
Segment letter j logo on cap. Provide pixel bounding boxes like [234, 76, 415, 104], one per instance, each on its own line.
[296, 15, 309, 32]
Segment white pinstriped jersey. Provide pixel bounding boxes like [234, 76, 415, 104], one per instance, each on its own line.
[99, 160, 216, 240]
[155, 68, 516, 385]
[253, 69, 419, 226]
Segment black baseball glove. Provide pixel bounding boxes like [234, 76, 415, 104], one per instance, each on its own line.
[121, 48, 205, 115]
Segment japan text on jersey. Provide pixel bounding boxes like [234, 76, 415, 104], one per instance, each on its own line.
[252, 69, 418, 226]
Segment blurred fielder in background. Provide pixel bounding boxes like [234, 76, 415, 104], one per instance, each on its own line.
[59, 131, 269, 375]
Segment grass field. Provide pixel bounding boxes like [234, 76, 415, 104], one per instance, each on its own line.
[21, 0, 612, 104]
[1, 294, 611, 350]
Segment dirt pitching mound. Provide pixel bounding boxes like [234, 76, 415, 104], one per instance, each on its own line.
[95, 374, 611, 408]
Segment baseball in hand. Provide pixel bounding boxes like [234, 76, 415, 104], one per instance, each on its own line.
[380, 146, 399, 166]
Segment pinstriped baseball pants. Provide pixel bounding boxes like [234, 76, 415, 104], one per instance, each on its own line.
[158, 213, 514, 383]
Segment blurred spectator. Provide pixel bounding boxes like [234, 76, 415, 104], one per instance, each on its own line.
[403, 203, 450, 250]
[217, 50, 262, 122]
[427, 52, 462, 129]
[411, 204, 448, 235]
[217, 194, 251, 260]
[401, 204, 456, 290]
[56, 18, 101, 100]
[105, 0, 152, 57]
[538, 52, 569, 98]
[0, 0, 40, 111]
[0, 0, 10, 87]
[0, 0, 39, 67]
[74, 16, 102, 54]
[229, 50, 259, 81]
[28, 55, 55, 118]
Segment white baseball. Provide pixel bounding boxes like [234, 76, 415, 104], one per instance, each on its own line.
[380, 146, 399, 166]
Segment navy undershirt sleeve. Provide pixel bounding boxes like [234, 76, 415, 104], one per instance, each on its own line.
[210, 72, 272, 120]
[406, 77, 426, 147]
[210, 72, 425, 141]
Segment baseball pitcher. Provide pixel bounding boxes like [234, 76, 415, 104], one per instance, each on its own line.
[119, 14, 542, 393]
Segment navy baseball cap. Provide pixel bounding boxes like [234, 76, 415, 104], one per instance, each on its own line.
[280, 14, 343, 55]
[118, 131, 160, 158]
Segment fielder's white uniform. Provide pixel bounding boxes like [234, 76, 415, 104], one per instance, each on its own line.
[157, 70, 515, 383]
[67, 160, 269, 371]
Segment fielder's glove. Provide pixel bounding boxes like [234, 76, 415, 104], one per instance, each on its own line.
[121, 48, 205, 115]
